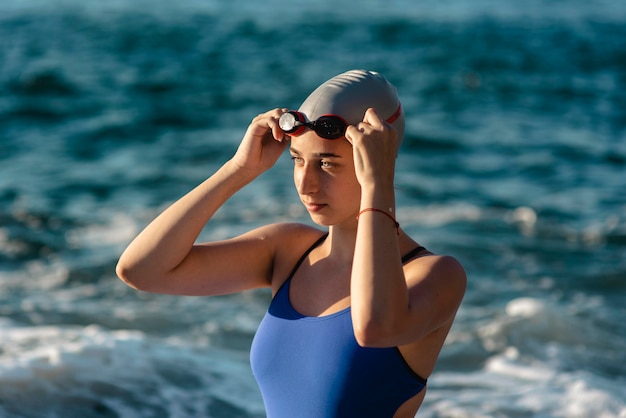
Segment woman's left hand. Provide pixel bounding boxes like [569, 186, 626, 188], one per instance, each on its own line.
[345, 108, 398, 188]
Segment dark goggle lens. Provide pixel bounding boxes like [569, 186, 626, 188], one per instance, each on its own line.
[278, 111, 347, 140]
[312, 116, 346, 139]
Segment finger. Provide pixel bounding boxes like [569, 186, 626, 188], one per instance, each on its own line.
[362, 107, 385, 129]
[344, 125, 358, 145]
[265, 110, 286, 142]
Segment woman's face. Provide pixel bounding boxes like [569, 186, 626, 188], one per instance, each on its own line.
[289, 131, 361, 227]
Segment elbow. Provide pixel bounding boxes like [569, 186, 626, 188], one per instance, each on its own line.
[116, 257, 173, 294]
[115, 259, 148, 291]
[353, 318, 398, 348]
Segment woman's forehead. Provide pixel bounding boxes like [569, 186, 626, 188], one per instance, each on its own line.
[289, 131, 352, 155]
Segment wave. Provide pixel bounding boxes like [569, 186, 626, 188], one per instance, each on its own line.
[0, 322, 265, 418]
[428, 297, 626, 417]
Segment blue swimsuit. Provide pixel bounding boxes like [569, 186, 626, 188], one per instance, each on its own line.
[250, 234, 427, 417]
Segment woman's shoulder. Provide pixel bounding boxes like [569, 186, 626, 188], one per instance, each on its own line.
[249, 222, 325, 243]
[266, 222, 327, 260]
[255, 222, 326, 290]
[403, 250, 467, 304]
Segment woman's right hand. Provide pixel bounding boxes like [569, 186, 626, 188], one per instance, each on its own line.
[230, 108, 290, 175]
[117, 108, 294, 296]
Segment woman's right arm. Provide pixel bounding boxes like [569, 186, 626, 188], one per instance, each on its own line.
[116, 109, 290, 296]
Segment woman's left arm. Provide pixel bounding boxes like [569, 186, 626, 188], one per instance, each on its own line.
[347, 109, 466, 347]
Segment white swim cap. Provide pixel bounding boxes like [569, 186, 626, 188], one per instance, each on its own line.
[298, 70, 405, 147]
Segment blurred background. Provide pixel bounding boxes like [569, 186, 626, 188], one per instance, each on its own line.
[1, 0, 625, 416]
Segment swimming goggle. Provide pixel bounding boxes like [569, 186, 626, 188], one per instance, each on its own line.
[278, 104, 402, 140]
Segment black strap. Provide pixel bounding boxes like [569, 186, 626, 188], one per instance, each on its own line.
[401, 246, 427, 264]
[287, 236, 423, 281]
[285, 233, 328, 281]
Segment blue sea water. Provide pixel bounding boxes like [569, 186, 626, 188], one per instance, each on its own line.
[1, 0, 625, 416]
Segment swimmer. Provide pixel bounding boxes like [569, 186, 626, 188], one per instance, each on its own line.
[117, 69, 466, 417]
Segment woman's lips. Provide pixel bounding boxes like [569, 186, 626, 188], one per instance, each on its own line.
[303, 202, 326, 212]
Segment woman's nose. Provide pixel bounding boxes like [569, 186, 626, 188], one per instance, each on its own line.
[296, 164, 319, 195]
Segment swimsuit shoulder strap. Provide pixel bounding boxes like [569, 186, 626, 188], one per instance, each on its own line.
[285, 232, 328, 282]
[284, 235, 421, 282]
[401, 246, 427, 264]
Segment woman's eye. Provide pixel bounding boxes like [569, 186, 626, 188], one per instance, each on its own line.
[290, 156, 303, 164]
[320, 161, 334, 168]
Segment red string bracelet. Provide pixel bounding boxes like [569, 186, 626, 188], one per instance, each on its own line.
[357, 208, 400, 235]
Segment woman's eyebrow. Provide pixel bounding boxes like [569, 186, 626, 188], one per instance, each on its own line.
[289, 147, 342, 158]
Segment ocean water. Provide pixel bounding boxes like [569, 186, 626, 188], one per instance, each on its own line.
[1, 0, 625, 417]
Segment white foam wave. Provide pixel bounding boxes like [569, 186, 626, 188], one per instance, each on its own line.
[478, 297, 620, 357]
[0, 322, 265, 418]
[66, 212, 139, 248]
[423, 366, 626, 418]
[423, 297, 626, 417]
[398, 203, 482, 227]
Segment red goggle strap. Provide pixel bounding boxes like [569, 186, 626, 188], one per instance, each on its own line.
[386, 103, 402, 124]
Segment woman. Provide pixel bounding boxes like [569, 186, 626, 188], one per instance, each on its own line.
[117, 70, 466, 417]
